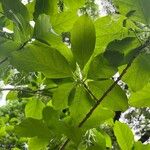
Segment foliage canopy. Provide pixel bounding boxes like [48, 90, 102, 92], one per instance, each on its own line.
[0, 0, 150, 149]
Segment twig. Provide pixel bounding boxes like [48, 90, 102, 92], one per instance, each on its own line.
[0, 87, 55, 97]
[82, 81, 98, 101]
[0, 57, 8, 65]
[78, 37, 150, 127]
[59, 37, 150, 149]
[59, 139, 70, 150]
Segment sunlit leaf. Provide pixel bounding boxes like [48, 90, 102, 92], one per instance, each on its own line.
[71, 15, 96, 69]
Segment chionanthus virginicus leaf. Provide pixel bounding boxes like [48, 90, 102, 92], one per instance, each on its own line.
[114, 0, 150, 25]
[88, 80, 128, 111]
[122, 53, 150, 91]
[133, 141, 150, 150]
[129, 82, 150, 107]
[64, 0, 85, 10]
[83, 105, 114, 129]
[9, 40, 73, 79]
[70, 85, 93, 126]
[104, 37, 141, 67]
[52, 82, 74, 110]
[94, 14, 128, 55]
[28, 137, 49, 150]
[1, 0, 30, 21]
[34, 14, 75, 68]
[50, 11, 78, 34]
[114, 121, 134, 150]
[71, 14, 96, 69]
[15, 118, 50, 138]
[0, 37, 20, 56]
[33, 0, 58, 20]
[87, 129, 106, 150]
[87, 54, 117, 79]
[25, 98, 45, 120]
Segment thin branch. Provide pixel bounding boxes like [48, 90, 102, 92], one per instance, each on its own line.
[82, 81, 98, 101]
[59, 139, 70, 150]
[0, 57, 8, 66]
[78, 37, 150, 127]
[60, 37, 150, 150]
[0, 87, 55, 97]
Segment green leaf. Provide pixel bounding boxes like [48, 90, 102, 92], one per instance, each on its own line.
[70, 85, 93, 126]
[42, 106, 64, 136]
[15, 118, 50, 138]
[133, 141, 150, 150]
[34, 14, 75, 67]
[33, 0, 58, 20]
[25, 98, 45, 119]
[94, 14, 129, 55]
[34, 14, 51, 42]
[51, 11, 78, 34]
[71, 15, 96, 69]
[114, 121, 134, 150]
[64, 0, 85, 10]
[0, 37, 20, 56]
[104, 37, 140, 66]
[122, 53, 150, 91]
[83, 106, 114, 129]
[6, 91, 18, 101]
[26, 0, 36, 20]
[1, 0, 29, 21]
[88, 80, 128, 111]
[129, 83, 150, 107]
[28, 137, 49, 150]
[87, 129, 106, 150]
[114, 0, 150, 24]
[100, 131, 112, 148]
[88, 54, 117, 79]
[52, 82, 74, 110]
[10, 40, 73, 79]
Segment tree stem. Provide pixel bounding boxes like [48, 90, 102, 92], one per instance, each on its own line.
[59, 37, 150, 149]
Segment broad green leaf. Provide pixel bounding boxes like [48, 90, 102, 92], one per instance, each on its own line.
[114, 0, 150, 24]
[34, 14, 75, 67]
[87, 129, 106, 150]
[15, 118, 50, 138]
[83, 106, 114, 129]
[100, 130, 112, 148]
[12, 15, 32, 43]
[88, 54, 117, 79]
[1, 0, 29, 21]
[10, 40, 73, 79]
[129, 83, 150, 107]
[71, 15, 96, 69]
[52, 82, 74, 110]
[26, 0, 36, 20]
[25, 98, 45, 119]
[88, 80, 128, 111]
[6, 91, 18, 101]
[64, 0, 85, 10]
[28, 137, 49, 150]
[104, 37, 140, 66]
[94, 14, 129, 55]
[51, 11, 78, 34]
[62, 119, 84, 145]
[70, 85, 93, 126]
[33, 0, 58, 20]
[122, 53, 150, 91]
[42, 106, 64, 136]
[0, 37, 20, 56]
[133, 141, 150, 150]
[34, 14, 51, 43]
[114, 121, 134, 150]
